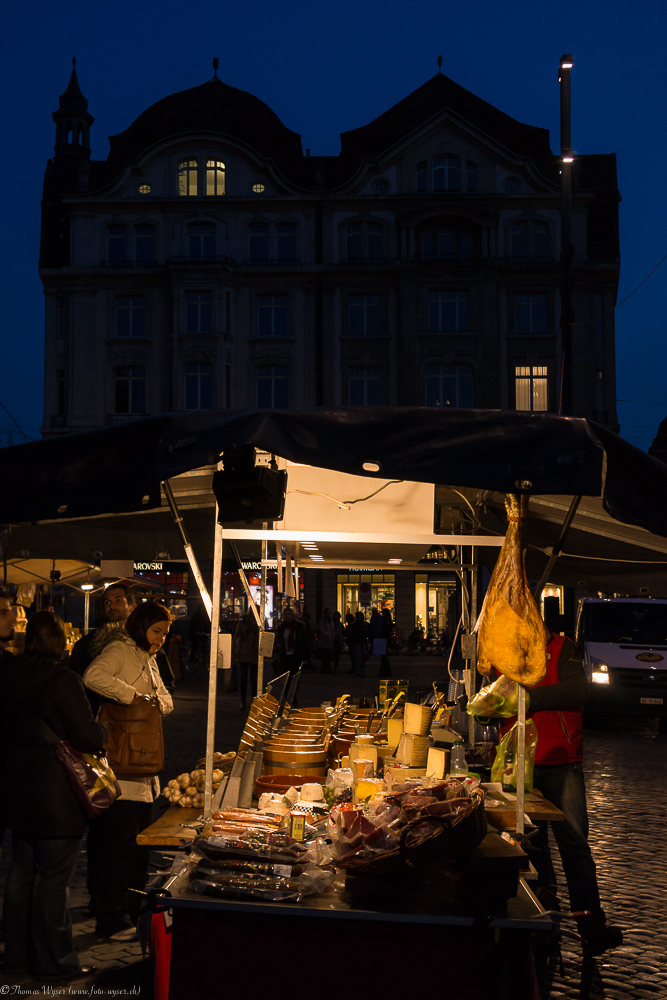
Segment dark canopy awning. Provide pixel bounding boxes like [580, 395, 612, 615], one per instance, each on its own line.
[1, 408, 666, 537]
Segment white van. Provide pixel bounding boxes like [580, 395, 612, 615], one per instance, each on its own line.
[575, 597, 667, 718]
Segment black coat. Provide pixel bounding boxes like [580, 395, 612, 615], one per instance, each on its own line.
[0, 654, 107, 837]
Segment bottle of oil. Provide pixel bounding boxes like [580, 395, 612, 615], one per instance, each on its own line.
[449, 740, 468, 777]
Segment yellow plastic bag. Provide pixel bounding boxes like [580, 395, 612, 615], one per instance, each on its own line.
[490, 720, 538, 792]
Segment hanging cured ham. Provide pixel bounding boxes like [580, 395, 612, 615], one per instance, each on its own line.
[476, 494, 548, 686]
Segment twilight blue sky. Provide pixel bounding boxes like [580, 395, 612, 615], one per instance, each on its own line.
[2, 0, 665, 446]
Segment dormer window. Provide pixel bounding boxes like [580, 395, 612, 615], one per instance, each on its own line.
[206, 160, 225, 196]
[178, 159, 198, 197]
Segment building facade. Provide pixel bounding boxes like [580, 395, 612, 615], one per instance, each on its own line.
[41, 61, 620, 434]
[39, 61, 621, 632]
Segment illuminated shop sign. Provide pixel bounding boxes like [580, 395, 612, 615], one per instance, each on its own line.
[134, 561, 163, 571]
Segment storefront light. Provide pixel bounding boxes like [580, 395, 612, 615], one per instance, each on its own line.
[388, 558, 402, 564]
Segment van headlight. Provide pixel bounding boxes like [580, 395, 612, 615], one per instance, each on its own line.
[590, 657, 610, 685]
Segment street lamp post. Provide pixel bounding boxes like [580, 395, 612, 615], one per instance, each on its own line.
[559, 54, 575, 415]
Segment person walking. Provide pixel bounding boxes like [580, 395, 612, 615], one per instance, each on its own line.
[332, 611, 344, 672]
[317, 607, 335, 674]
[1, 611, 105, 982]
[233, 609, 259, 710]
[348, 612, 369, 677]
[83, 602, 173, 942]
[378, 607, 393, 677]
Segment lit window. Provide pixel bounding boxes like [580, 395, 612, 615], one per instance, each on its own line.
[257, 366, 289, 408]
[514, 294, 547, 334]
[178, 159, 198, 197]
[107, 225, 128, 263]
[206, 160, 225, 196]
[134, 225, 155, 263]
[515, 366, 548, 411]
[428, 291, 468, 332]
[433, 156, 460, 191]
[138, 184, 151, 195]
[248, 223, 270, 260]
[425, 365, 473, 407]
[257, 296, 288, 337]
[115, 297, 145, 338]
[276, 223, 297, 261]
[188, 222, 215, 259]
[114, 367, 146, 414]
[184, 364, 213, 410]
[252, 182, 266, 193]
[348, 295, 382, 337]
[349, 368, 382, 406]
[185, 292, 212, 333]
[421, 224, 473, 260]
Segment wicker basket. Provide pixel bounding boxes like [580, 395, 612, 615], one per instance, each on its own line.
[336, 789, 487, 875]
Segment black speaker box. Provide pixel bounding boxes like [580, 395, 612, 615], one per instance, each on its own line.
[213, 467, 287, 525]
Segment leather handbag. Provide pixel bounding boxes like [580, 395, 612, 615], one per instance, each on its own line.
[34, 716, 120, 819]
[98, 696, 164, 779]
[54, 741, 121, 818]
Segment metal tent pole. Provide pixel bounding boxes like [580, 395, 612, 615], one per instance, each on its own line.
[258, 525, 268, 694]
[204, 513, 223, 820]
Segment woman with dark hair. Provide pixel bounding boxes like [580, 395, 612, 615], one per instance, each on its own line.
[0, 611, 106, 982]
[83, 601, 173, 941]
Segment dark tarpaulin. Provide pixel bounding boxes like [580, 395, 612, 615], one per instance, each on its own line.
[0, 407, 666, 538]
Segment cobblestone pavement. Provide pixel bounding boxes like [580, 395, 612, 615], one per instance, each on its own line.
[1, 653, 666, 998]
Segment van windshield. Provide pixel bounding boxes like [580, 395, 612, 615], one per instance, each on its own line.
[585, 604, 667, 645]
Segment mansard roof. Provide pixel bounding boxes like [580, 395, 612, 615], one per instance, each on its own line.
[105, 77, 303, 171]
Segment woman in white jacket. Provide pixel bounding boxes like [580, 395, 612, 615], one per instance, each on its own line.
[83, 602, 173, 941]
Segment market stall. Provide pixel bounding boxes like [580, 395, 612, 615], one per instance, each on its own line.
[2, 407, 667, 997]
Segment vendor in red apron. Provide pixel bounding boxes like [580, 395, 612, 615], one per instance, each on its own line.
[476, 631, 623, 958]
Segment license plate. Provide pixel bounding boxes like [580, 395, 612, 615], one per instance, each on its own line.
[640, 697, 663, 705]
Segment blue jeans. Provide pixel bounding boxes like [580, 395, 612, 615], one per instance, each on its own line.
[532, 762, 602, 916]
[3, 831, 82, 977]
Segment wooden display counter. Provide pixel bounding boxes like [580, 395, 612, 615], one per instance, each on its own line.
[138, 787, 564, 848]
[137, 807, 201, 846]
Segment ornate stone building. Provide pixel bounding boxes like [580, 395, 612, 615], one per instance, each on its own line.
[40, 59, 620, 436]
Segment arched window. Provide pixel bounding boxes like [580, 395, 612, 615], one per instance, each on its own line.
[188, 223, 216, 259]
[206, 160, 225, 196]
[276, 223, 297, 261]
[257, 366, 289, 408]
[114, 366, 146, 414]
[134, 224, 156, 263]
[433, 156, 460, 191]
[184, 364, 213, 410]
[421, 223, 473, 260]
[107, 225, 128, 263]
[425, 365, 473, 407]
[178, 159, 198, 197]
[248, 223, 270, 261]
